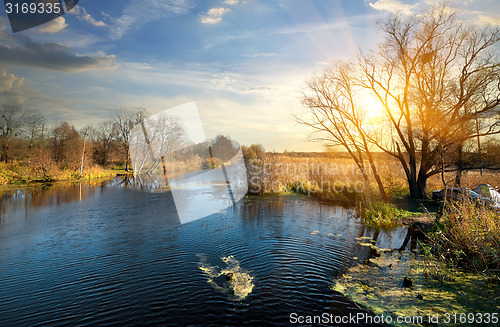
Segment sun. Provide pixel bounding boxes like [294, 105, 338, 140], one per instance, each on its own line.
[356, 89, 386, 125]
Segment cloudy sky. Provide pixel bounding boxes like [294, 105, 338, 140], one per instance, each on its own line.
[0, 0, 499, 151]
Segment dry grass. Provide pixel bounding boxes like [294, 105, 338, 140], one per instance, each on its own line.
[246, 155, 437, 202]
[247, 155, 373, 200]
[459, 171, 500, 189]
[0, 161, 117, 185]
[79, 165, 117, 180]
[430, 199, 500, 272]
[246, 155, 500, 202]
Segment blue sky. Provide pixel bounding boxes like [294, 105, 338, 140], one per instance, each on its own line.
[1, 0, 499, 151]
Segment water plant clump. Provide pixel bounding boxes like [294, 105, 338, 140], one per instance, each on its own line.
[333, 250, 500, 326]
[356, 237, 392, 253]
[198, 255, 255, 301]
[357, 201, 404, 227]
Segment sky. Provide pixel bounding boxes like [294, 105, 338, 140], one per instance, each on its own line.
[0, 0, 499, 152]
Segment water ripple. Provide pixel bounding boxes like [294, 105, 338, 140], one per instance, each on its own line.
[0, 182, 407, 326]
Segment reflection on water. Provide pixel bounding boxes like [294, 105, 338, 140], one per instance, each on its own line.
[0, 178, 418, 326]
[0, 180, 109, 220]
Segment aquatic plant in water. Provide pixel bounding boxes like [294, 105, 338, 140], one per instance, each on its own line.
[198, 255, 254, 301]
[333, 248, 500, 326]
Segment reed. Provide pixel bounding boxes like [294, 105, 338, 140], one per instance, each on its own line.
[429, 199, 500, 273]
[246, 155, 431, 202]
[245, 154, 500, 202]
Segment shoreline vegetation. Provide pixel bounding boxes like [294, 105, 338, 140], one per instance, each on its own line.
[0, 161, 130, 186]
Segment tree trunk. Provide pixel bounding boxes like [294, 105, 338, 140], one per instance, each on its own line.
[124, 146, 130, 172]
[408, 176, 421, 198]
[454, 144, 463, 187]
[406, 172, 428, 199]
[416, 170, 428, 199]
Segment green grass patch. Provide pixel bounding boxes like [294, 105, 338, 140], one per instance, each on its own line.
[358, 201, 406, 227]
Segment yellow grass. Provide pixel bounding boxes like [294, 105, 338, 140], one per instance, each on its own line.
[246, 154, 500, 201]
[0, 161, 117, 185]
[431, 199, 500, 272]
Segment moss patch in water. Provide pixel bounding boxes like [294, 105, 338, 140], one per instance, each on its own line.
[333, 250, 500, 326]
[198, 255, 255, 301]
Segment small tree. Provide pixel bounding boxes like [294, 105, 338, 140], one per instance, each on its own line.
[51, 122, 82, 169]
[24, 109, 45, 150]
[298, 62, 389, 201]
[113, 108, 148, 171]
[92, 121, 116, 166]
[211, 135, 238, 162]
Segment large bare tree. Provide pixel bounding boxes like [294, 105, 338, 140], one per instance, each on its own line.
[300, 5, 500, 199]
[361, 5, 500, 198]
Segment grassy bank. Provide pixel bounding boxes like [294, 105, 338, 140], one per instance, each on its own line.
[246, 155, 439, 201]
[0, 161, 121, 185]
[356, 201, 426, 228]
[426, 200, 500, 273]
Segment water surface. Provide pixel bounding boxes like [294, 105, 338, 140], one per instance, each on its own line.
[0, 179, 415, 326]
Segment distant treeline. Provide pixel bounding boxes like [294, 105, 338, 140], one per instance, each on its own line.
[0, 104, 148, 181]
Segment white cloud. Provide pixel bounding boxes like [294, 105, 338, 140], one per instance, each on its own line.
[478, 14, 500, 25]
[201, 7, 231, 24]
[224, 0, 239, 5]
[369, 0, 415, 15]
[239, 86, 276, 94]
[111, 0, 194, 39]
[243, 52, 277, 58]
[70, 5, 107, 27]
[0, 71, 23, 93]
[38, 17, 68, 34]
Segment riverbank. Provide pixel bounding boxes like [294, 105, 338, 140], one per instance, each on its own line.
[0, 161, 131, 186]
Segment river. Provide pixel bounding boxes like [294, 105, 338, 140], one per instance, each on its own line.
[0, 178, 417, 326]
